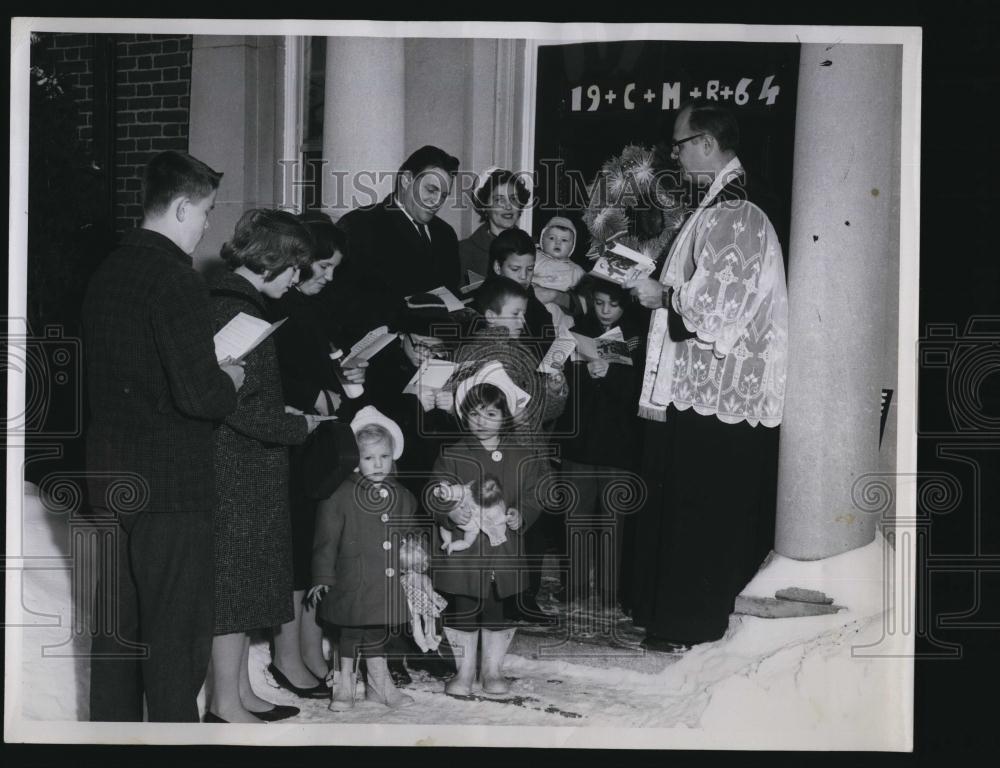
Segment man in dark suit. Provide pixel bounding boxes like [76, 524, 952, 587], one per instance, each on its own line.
[83, 151, 244, 721]
[325, 145, 461, 345]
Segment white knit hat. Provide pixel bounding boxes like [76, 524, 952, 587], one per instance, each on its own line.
[349, 405, 405, 460]
[455, 360, 531, 417]
[540, 216, 578, 254]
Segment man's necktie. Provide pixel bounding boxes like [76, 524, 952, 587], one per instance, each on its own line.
[417, 223, 431, 251]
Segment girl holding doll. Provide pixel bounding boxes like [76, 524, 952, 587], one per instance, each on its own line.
[427, 363, 552, 695]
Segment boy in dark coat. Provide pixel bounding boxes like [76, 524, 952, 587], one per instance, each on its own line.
[82, 151, 243, 722]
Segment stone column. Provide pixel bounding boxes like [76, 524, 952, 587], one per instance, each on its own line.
[188, 36, 282, 268]
[775, 44, 902, 560]
[322, 37, 405, 221]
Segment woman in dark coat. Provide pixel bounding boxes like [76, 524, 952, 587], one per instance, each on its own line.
[458, 168, 531, 284]
[267, 213, 364, 698]
[205, 209, 320, 724]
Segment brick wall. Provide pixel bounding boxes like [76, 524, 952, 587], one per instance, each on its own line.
[34, 32, 194, 233]
[35, 33, 96, 152]
[114, 35, 193, 232]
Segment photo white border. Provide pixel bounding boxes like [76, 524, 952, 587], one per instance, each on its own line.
[6, 16, 921, 750]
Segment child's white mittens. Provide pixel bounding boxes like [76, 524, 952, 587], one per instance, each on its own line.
[433, 482, 466, 503]
[439, 486, 474, 526]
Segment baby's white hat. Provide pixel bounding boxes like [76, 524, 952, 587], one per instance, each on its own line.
[455, 360, 531, 418]
[349, 405, 405, 460]
[540, 216, 577, 254]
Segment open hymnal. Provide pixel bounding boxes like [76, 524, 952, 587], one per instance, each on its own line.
[537, 330, 578, 374]
[589, 242, 656, 285]
[340, 325, 398, 368]
[214, 312, 287, 363]
[570, 326, 633, 366]
[402, 359, 459, 410]
[459, 270, 486, 295]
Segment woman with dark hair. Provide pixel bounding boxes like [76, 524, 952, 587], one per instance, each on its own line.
[554, 277, 647, 612]
[265, 211, 364, 700]
[459, 167, 531, 283]
[205, 209, 322, 723]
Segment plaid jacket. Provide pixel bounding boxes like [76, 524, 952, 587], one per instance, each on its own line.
[82, 228, 237, 513]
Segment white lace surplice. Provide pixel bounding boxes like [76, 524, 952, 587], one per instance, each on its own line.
[639, 181, 788, 428]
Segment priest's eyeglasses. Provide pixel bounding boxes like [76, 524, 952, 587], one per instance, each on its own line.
[670, 133, 705, 154]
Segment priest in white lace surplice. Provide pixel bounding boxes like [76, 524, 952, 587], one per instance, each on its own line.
[626, 100, 788, 650]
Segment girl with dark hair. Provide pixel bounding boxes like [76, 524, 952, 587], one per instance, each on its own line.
[554, 277, 647, 613]
[427, 366, 550, 697]
[205, 209, 323, 723]
[459, 167, 531, 282]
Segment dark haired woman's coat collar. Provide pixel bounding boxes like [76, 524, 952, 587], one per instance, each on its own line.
[211, 269, 268, 314]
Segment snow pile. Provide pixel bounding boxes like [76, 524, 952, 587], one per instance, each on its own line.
[9, 482, 911, 749]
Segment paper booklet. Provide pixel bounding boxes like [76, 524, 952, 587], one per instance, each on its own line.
[570, 326, 633, 366]
[340, 325, 398, 368]
[401, 359, 459, 410]
[214, 312, 287, 363]
[459, 270, 486, 295]
[589, 241, 657, 286]
[406, 286, 468, 312]
[537, 330, 578, 374]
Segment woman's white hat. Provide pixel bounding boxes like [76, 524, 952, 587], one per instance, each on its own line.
[349, 405, 405, 460]
[455, 360, 531, 418]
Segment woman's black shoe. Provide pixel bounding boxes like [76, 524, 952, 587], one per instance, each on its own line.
[202, 711, 228, 723]
[268, 663, 330, 699]
[640, 635, 692, 654]
[249, 704, 300, 722]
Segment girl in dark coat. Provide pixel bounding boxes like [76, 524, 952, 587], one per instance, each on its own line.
[554, 278, 647, 611]
[427, 365, 551, 696]
[206, 210, 321, 724]
[310, 406, 422, 711]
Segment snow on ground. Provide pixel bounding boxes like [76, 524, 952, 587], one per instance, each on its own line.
[9, 482, 912, 748]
